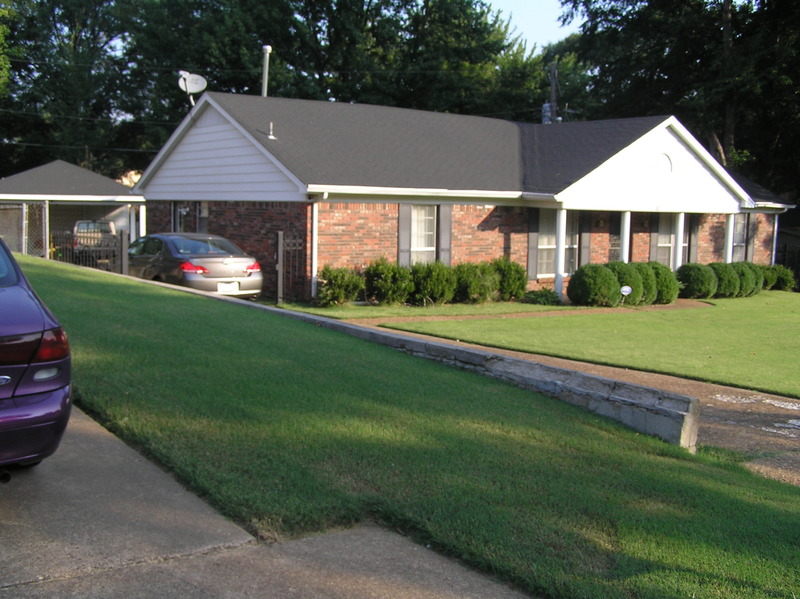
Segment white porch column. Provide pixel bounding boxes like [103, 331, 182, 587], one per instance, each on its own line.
[620, 211, 631, 263]
[554, 208, 567, 300]
[43, 200, 50, 259]
[724, 213, 735, 263]
[21, 203, 28, 254]
[310, 201, 319, 297]
[673, 212, 685, 269]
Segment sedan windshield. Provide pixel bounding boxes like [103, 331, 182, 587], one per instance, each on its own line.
[168, 236, 245, 256]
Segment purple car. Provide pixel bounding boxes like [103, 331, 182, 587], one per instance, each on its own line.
[0, 238, 71, 481]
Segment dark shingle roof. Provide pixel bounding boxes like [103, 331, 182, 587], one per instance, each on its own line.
[208, 93, 522, 191]
[726, 170, 793, 207]
[519, 116, 670, 194]
[0, 160, 134, 196]
[206, 93, 672, 195]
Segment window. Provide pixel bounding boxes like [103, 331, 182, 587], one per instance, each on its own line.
[537, 209, 578, 277]
[411, 205, 437, 264]
[655, 214, 674, 267]
[732, 213, 748, 262]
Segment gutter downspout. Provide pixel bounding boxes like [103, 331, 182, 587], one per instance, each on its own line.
[771, 213, 779, 266]
[724, 213, 735, 263]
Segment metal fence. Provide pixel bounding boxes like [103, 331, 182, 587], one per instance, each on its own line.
[49, 231, 128, 274]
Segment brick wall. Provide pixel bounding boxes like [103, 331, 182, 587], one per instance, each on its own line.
[751, 213, 776, 265]
[316, 202, 398, 269]
[695, 214, 727, 264]
[450, 205, 528, 265]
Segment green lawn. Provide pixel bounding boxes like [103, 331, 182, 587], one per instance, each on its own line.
[19, 256, 800, 599]
[379, 293, 800, 398]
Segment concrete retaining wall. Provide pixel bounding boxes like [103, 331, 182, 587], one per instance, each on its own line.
[273, 309, 699, 452]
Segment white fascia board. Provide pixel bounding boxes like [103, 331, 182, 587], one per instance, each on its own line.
[0, 194, 144, 203]
[134, 100, 208, 192]
[306, 184, 523, 202]
[661, 116, 753, 208]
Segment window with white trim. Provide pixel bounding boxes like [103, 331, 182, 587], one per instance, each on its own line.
[655, 214, 674, 267]
[732, 213, 748, 262]
[411, 205, 437, 264]
[537, 209, 578, 277]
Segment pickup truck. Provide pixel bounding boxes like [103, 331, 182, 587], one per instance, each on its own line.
[68, 220, 118, 269]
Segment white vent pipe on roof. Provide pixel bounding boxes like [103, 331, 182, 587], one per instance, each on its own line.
[262, 45, 272, 97]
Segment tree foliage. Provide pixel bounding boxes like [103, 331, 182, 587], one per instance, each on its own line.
[560, 0, 800, 199]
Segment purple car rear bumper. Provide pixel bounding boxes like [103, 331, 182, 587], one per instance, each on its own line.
[0, 385, 72, 466]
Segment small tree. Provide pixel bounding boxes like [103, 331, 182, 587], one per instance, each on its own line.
[567, 264, 620, 307]
[605, 261, 644, 305]
[677, 263, 718, 299]
[648, 262, 680, 304]
[491, 257, 527, 301]
[363, 257, 414, 304]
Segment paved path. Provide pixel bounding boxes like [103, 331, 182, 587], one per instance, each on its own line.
[0, 409, 529, 598]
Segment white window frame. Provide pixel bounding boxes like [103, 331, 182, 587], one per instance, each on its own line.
[410, 204, 437, 264]
[732, 213, 748, 262]
[537, 209, 578, 278]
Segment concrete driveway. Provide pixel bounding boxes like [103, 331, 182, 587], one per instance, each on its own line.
[0, 409, 529, 598]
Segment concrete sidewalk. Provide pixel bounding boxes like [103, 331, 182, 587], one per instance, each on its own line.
[0, 409, 529, 598]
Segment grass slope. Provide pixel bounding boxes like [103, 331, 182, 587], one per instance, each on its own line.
[20, 257, 800, 599]
[382, 295, 800, 398]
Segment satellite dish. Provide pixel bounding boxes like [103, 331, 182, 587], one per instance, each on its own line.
[178, 71, 207, 94]
[178, 71, 207, 106]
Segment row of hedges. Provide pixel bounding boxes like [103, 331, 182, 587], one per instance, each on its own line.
[567, 261, 796, 307]
[567, 262, 679, 307]
[316, 257, 528, 307]
[677, 262, 796, 299]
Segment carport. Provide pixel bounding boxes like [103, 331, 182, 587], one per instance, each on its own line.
[0, 160, 144, 257]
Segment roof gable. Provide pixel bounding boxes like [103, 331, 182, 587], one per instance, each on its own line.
[0, 160, 137, 199]
[519, 116, 669, 195]
[557, 118, 750, 213]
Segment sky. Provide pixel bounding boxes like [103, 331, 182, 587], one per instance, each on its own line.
[486, 0, 582, 50]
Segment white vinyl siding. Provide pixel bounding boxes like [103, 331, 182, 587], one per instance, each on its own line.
[142, 107, 304, 202]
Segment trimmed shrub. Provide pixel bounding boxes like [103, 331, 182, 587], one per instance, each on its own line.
[762, 264, 779, 290]
[522, 288, 561, 306]
[491, 257, 527, 301]
[315, 265, 365, 307]
[648, 262, 680, 304]
[567, 264, 620, 307]
[676, 263, 718, 299]
[605, 261, 644, 305]
[708, 263, 740, 298]
[363, 257, 414, 304]
[632, 262, 658, 305]
[730, 262, 756, 297]
[453, 262, 500, 304]
[410, 261, 457, 306]
[743, 262, 764, 294]
[770, 264, 797, 291]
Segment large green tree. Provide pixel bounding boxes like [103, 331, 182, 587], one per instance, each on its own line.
[1, 0, 129, 176]
[560, 0, 799, 199]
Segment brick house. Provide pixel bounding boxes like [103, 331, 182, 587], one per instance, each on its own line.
[134, 92, 792, 301]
